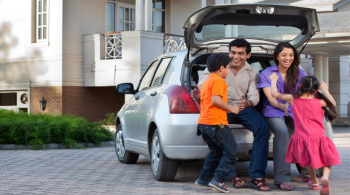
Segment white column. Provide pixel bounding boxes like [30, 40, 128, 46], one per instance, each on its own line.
[201, 0, 206, 8]
[313, 55, 323, 80]
[145, 0, 152, 31]
[322, 56, 329, 86]
[135, 0, 144, 31]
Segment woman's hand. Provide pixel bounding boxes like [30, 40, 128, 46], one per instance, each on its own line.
[268, 72, 279, 81]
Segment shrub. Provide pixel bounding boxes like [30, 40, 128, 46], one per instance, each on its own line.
[0, 109, 113, 149]
[99, 112, 117, 125]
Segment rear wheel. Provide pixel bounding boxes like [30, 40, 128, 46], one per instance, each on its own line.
[115, 124, 139, 164]
[151, 130, 178, 181]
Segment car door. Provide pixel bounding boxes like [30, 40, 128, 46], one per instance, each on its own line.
[136, 57, 174, 149]
[126, 59, 159, 148]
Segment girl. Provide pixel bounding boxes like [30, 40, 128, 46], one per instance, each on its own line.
[269, 73, 341, 195]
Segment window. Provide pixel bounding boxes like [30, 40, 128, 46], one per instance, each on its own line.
[106, 1, 116, 32]
[36, 0, 48, 42]
[152, 0, 165, 32]
[151, 58, 172, 87]
[119, 6, 135, 31]
[138, 60, 159, 91]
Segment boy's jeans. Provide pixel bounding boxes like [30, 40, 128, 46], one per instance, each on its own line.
[197, 124, 238, 183]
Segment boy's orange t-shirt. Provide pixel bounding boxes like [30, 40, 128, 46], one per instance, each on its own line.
[198, 73, 228, 126]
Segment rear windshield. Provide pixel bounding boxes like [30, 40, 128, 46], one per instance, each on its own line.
[194, 24, 301, 42]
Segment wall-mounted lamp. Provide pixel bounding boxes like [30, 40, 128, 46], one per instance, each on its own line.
[39, 97, 47, 111]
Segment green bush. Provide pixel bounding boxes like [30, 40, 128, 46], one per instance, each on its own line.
[99, 112, 117, 125]
[0, 109, 113, 149]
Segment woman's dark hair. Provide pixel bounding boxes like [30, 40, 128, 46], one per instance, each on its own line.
[296, 76, 338, 121]
[273, 42, 300, 93]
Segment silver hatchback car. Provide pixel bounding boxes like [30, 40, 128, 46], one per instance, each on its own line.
[115, 4, 320, 181]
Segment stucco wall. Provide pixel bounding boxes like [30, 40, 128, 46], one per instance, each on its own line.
[0, 0, 63, 89]
[168, 0, 202, 36]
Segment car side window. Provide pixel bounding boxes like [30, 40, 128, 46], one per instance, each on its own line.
[138, 60, 159, 91]
[151, 58, 172, 87]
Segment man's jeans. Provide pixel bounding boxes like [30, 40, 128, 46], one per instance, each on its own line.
[227, 107, 270, 179]
[197, 124, 238, 183]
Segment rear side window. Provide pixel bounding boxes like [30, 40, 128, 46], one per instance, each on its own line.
[138, 60, 159, 91]
[151, 58, 172, 87]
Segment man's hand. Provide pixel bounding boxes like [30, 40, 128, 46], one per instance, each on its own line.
[239, 95, 248, 111]
[191, 84, 200, 100]
[280, 102, 290, 117]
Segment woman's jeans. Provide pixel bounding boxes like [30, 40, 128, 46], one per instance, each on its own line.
[197, 124, 238, 183]
[264, 116, 294, 185]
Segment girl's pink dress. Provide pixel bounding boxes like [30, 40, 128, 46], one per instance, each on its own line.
[285, 98, 341, 169]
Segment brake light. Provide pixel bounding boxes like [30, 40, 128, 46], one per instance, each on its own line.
[163, 85, 200, 114]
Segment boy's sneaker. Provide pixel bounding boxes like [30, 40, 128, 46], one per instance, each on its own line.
[195, 179, 213, 190]
[209, 180, 229, 193]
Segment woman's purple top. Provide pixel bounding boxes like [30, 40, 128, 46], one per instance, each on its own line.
[258, 64, 307, 119]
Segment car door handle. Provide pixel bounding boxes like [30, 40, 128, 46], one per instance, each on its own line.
[151, 91, 157, 96]
[135, 95, 140, 100]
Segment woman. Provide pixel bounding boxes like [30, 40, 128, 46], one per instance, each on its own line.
[258, 42, 307, 191]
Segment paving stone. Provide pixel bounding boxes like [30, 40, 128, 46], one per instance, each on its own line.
[0, 127, 349, 194]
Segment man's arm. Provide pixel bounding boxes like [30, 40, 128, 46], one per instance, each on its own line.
[197, 68, 210, 89]
[246, 69, 260, 107]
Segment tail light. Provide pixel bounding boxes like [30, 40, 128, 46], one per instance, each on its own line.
[163, 85, 200, 114]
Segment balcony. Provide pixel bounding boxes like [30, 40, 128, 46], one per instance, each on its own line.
[82, 31, 186, 87]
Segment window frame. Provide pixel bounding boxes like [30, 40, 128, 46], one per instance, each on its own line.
[152, 0, 165, 33]
[150, 57, 173, 87]
[106, 0, 116, 33]
[36, 0, 48, 43]
[137, 59, 160, 92]
[117, 2, 136, 32]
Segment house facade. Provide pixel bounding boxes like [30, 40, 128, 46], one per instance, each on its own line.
[0, 0, 349, 121]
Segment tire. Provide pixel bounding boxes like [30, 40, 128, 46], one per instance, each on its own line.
[115, 124, 139, 164]
[151, 130, 178, 181]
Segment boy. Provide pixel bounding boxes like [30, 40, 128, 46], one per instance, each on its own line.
[195, 53, 240, 193]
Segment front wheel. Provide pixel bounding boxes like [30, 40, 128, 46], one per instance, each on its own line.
[151, 130, 178, 181]
[115, 124, 139, 164]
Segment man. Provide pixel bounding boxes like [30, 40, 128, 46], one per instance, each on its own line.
[193, 39, 271, 191]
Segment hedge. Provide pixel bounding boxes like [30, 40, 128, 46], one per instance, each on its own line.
[0, 109, 114, 149]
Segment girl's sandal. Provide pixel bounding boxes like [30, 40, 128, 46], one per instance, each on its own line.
[248, 179, 271, 191]
[320, 177, 331, 195]
[231, 176, 246, 189]
[308, 180, 320, 190]
[277, 183, 294, 191]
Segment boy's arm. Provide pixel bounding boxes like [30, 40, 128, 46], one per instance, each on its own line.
[320, 81, 336, 107]
[212, 96, 239, 114]
[268, 73, 293, 103]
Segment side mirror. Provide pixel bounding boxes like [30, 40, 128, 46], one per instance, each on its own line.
[116, 83, 135, 94]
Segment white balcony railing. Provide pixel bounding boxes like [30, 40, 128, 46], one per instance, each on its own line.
[104, 32, 122, 59]
[163, 34, 187, 54]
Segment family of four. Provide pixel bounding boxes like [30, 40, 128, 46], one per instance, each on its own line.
[193, 39, 341, 194]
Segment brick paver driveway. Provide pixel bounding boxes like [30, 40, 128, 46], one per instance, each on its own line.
[0, 127, 349, 195]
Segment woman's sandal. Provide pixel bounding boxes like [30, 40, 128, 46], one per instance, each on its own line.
[248, 179, 271, 191]
[277, 183, 294, 191]
[231, 176, 246, 189]
[308, 180, 320, 190]
[320, 177, 331, 195]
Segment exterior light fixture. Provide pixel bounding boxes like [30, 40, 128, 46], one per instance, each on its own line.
[39, 97, 47, 111]
[255, 6, 274, 14]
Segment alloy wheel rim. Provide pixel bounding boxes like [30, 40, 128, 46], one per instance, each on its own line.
[152, 135, 160, 174]
[116, 130, 126, 158]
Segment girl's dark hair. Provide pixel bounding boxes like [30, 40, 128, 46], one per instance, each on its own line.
[296, 76, 338, 121]
[273, 42, 300, 93]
